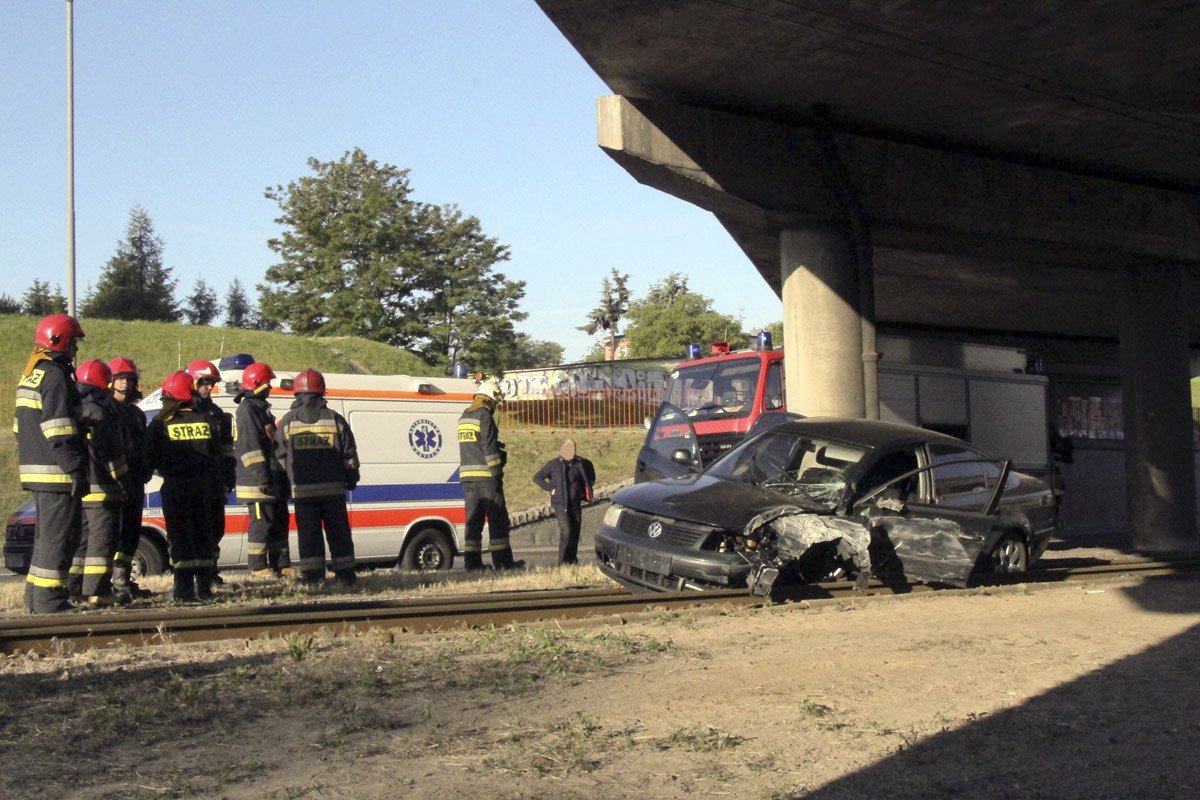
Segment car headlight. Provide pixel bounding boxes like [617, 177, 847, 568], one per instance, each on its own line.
[603, 503, 624, 529]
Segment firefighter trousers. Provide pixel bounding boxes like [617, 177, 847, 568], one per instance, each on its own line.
[163, 476, 216, 599]
[71, 502, 119, 597]
[462, 479, 515, 569]
[206, 485, 228, 574]
[293, 496, 355, 580]
[246, 498, 291, 572]
[25, 492, 83, 614]
[112, 482, 144, 588]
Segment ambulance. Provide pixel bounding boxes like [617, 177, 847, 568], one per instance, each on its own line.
[127, 355, 482, 576]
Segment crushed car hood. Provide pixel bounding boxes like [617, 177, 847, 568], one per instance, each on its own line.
[612, 474, 823, 531]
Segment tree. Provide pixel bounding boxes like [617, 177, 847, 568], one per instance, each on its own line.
[579, 268, 631, 360]
[0, 293, 19, 314]
[20, 279, 67, 316]
[623, 275, 745, 358]
[258, 148, 525, 372]
[224, 278, 254, 328]
[182, 278, 221, 325]
[502, 333, 566, 370]
[414, 203, 526, 371]
[83, 206, 178, 321]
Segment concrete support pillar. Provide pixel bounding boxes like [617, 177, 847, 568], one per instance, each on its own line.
[780, 225, 865, 417]
[1118, 262, 1197, 552]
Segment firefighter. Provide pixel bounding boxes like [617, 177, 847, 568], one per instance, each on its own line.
[274, 369, 360, 586]
[145, 371, 220, 601]
[457, 380, 523, 571]
[15, 313, 88, 613]
[233, 362, 295, 577]
[68, 359, 128, 605]
[186, 359, 235, 586]
[108, 356, 154, 601]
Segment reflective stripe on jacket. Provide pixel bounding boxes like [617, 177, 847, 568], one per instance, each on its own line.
[274, 394, 359, 500]
[457, 403, 503, 482]
[14, 357, 86, 493]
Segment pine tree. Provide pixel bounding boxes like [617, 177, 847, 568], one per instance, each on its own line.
[183, 278, 221, 325]
[83, 205, 178, 321]
[20, 279, 67, 316]
[224, 278, 253, 328]
[579, 268, 632, 360]
[0, 293, 19, 314]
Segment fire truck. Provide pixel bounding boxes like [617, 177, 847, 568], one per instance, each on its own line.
[636, 333, 1051, 483]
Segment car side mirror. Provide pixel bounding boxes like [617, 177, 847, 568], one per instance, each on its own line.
[671, 448, 697, 466]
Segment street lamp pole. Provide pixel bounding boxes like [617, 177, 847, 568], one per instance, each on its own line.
[66, 0, 77, 316]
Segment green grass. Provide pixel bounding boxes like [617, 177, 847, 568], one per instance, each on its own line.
[0, 313, 647, 518]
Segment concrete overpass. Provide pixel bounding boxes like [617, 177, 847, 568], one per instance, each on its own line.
[535, 0, 1200, 551]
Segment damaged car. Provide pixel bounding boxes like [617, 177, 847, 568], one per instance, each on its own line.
[596, 411, 1057, 595]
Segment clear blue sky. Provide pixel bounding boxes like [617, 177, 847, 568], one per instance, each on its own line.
[1, 1, 782, 362]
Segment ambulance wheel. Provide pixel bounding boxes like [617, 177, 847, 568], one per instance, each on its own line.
[133, 534, 168, 577]
[401, 527, 454, 572]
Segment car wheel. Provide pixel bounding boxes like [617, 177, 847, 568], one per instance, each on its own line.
[984, 534, 1028, 575]
[133, 534, 168, 578]
[401, 527, 454, 572]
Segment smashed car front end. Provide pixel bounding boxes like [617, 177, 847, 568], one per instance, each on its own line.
[595, 501, 750, 592]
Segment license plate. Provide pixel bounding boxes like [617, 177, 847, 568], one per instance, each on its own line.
[617, 543, 671, 575]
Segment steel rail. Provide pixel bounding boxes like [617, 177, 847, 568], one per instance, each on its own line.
[3, 556, 1198, 656]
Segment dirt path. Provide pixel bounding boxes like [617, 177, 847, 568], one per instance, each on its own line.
[5, 575, 1199, 800]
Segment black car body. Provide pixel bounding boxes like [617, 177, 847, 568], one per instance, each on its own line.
[597, 415, 1057, 593]
[3, 497, 36, 574]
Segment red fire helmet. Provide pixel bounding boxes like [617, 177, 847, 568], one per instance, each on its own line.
[35, 314, 85, 353]
[161, 371, 195, 402]
[293, 368, 326, 395]
[74, 359, 112, 390]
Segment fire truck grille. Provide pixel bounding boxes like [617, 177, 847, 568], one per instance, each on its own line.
[698, 433, 745, 464]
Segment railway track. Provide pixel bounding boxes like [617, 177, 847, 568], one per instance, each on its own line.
[2, 556, 1198, 656]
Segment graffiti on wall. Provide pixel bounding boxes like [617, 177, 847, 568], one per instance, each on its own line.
[499, 360, 673, 401]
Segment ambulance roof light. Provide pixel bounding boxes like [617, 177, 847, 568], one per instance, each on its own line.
[219, 353, 255, 370]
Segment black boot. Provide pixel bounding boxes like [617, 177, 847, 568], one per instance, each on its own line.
[111, 562, 134, 604]
[333, 569, 357, 588]
[463, 552, 486, 571]
[195, 570, 214, 601]
[172, 568, 196, 602]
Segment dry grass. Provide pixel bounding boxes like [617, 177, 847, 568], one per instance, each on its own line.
[0, 604, 678, 799]
[0, 562, 615, 616]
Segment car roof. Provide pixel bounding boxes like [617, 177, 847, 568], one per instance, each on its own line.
[768, 417, 972, 451]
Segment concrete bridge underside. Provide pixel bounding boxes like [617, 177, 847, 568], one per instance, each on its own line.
[536, 1, 1200, 552]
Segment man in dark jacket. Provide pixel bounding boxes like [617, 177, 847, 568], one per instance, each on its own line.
[233, 362, 294, 577]
[15, 314, 88, 613]
[533, 439, 596, 565]
[274, 369, 360, 586]
[109, 356, 154, 602]
[457, 380, 522, 570]
[69, 359, 128, 605]
[187, 359, 235, 586]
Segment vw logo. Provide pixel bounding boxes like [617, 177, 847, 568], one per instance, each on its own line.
[647, 522, 663, 539]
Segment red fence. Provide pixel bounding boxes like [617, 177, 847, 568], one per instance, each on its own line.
[498, 387, 663, 431]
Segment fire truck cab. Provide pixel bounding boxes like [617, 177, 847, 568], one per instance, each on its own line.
[637, 334, 1050, 484]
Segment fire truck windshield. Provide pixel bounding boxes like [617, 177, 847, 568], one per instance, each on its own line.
[664, 357, 761, 421]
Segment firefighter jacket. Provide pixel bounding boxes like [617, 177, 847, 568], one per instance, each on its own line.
[233, 390, 286, 501]
[146, 404, 220, 480]
[457, 400, 505, 482]
[196, 395, 235, 491]
[115, 392, 153, 486]
[77, 383, 128, 507]
[274, 393, 361, 500]
[14, 354, 87, 494]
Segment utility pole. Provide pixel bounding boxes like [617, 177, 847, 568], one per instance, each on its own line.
[66, 0, 77, 316]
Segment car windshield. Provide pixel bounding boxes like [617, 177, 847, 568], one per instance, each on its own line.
[705, 428, 869, 511]
[663, 357, 760, 422]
